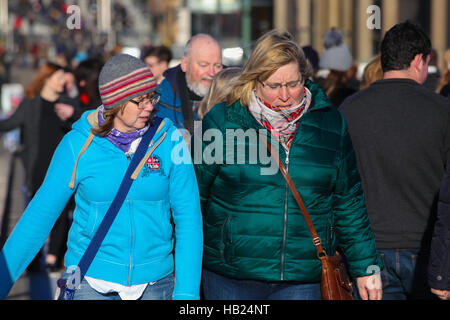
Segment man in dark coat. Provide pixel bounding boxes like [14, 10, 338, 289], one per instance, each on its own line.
[340, 21, 450, 300]
[156, 34, 222, 137]
[428, 157, 450, 300]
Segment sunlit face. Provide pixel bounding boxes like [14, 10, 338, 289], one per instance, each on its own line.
[255, 62, 304, 109]
[145, 55, 168, 83]
[181, 38, 223, 97]
[64, 72, 76, 93]
[45, 69, 66, 94]
[113, 93, 157, 132]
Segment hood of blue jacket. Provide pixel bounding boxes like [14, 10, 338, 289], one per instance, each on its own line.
[71, 106, 172, 153]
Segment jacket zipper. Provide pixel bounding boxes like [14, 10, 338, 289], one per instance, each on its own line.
[127, 152, 132, 285]
[281, 149, 290, 280]
[329, 218, 334, 254]
[128, 198, 133, 285]
[278, 116, 306, 280]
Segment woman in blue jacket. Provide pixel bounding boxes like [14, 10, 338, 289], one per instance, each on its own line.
[0, 54, 203, 300]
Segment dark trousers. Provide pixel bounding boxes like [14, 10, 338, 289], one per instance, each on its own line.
[378, 248, 437, 300]
[202, 269, 322, 300]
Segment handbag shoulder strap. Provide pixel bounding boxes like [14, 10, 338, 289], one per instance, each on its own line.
[259, 133, 327, 257]
[74, 117, 164, 281]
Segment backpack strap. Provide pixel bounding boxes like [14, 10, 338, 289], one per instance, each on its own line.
[69, 131, 95, 189]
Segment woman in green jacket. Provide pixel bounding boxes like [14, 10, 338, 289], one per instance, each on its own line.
[193, 30, 383, 300]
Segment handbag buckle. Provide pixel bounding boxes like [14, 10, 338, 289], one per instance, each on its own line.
[312, 236, 322, 247]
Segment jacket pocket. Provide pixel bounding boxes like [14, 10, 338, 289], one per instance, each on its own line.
[82, 201, 110, 238]
[133, 199, 173, 242]
[220, 216, 233, 265]
[132, 199, 175, 266]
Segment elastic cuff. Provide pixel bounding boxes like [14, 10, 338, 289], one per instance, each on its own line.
[172, 293, 200, 300]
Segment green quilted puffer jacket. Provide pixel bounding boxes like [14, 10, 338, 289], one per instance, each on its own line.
[193, 80, 382, 282]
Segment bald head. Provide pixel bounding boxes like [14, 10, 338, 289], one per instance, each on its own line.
[181, 34, 223, 97]
[184, 34, 221, 58]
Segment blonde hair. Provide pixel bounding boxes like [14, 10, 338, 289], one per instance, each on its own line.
[436, 49, 450, 94]
[360, 55, 383, 89]
[226, 30, 312, 107]
[198, 67, 241, 119]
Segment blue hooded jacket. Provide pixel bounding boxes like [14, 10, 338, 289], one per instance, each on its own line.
[0, 108, 203, 300]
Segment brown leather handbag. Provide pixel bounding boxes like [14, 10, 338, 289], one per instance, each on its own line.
[260, 134, 354, 300]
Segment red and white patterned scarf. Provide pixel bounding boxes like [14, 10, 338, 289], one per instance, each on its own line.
[248, 87, 312, 150]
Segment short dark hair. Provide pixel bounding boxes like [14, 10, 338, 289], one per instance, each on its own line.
[381, 21, 431, 72]
[74, 57, 104, 103]
[142, 45, 173, 64]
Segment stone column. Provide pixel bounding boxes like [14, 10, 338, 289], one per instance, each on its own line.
[341, 0, 354, 52]
[328, 0, 341, 29]
[274, 0, 288, 31]
[382, 0, 399, 35]
[312, 0, 329, 53]
[431, 0, 448, 65]
[357, 0, 374, 62]
[297, 0, 312, 45]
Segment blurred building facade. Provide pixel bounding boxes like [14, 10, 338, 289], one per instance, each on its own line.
[274, 0, 449, 65]
[150, 0, 449, 66]
[0, 0, 448, 68]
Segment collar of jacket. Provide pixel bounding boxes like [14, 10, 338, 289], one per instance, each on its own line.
[68, 108, 169, 189]
[162, 64, 229, 103]
[76, 107, 169, 154]
[226, 79, 332, 130]
[162, 64, 182, 99]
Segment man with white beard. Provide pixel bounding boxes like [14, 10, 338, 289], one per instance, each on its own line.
[156, 34, 223, 136]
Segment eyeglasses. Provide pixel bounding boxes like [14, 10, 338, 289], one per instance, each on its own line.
[130, 92, 161, 109]
[259, 79, 303, 92]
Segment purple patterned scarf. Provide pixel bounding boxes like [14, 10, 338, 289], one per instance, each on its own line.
[98, 105, 149, 153]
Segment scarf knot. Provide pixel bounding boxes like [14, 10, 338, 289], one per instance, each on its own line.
[248, 87, 312, 150]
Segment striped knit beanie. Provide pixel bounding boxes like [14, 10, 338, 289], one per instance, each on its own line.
[99, 54, 157, 110]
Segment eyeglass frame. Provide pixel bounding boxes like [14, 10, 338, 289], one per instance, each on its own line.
[258, 79, 304, 91]
[129, 92, 161, 109]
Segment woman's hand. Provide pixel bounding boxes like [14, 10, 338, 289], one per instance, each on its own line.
[431, 288, 450, 300]
[356, 273, 382, 300]
[54, 103, 74, 121]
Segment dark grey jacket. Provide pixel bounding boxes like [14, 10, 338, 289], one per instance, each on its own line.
[428, 156, 450, 290]
[0, 95, 81, 191]
[340, 78, 450, 249]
